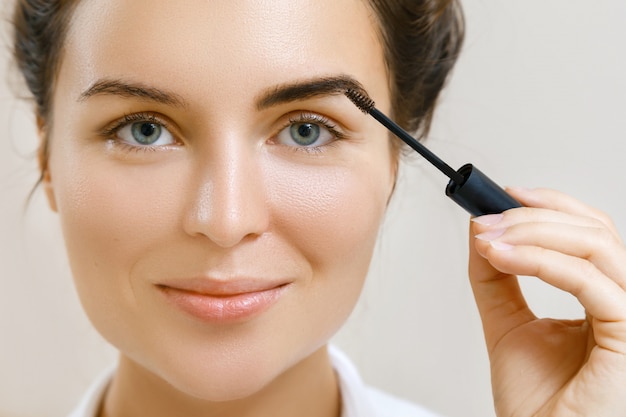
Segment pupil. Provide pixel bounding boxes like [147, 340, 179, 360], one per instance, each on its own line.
[298, 124, 313, 137]
[141, 123, 156, 137]
[290, 123, 320, 146]
[132, 122, 162, 145]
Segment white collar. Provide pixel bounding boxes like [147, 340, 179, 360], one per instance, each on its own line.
[328, 345, 377, 417]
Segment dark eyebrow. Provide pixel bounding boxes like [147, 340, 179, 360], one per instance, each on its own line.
[79, 76, 368, 110]
[255, 75, 370, 110]
[78, 79, 188, 108]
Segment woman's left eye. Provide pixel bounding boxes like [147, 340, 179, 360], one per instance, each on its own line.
[275, 116, 340, 149]
[116, 120, 175, 147]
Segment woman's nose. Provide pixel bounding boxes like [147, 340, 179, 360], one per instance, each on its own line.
[182, 139, 270, 248]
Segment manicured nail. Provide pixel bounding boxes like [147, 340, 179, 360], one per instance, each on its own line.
[472, 213, 504, 226]
[475, 229, 505, 241]
[489, 241, 514, 251]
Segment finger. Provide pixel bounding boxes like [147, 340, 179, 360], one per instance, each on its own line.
[474, 207, 611, 237]
[506, 187, 622, 241]
[476, 240, 626, 353]
[477, 221, 626, 292]
[468, 222, 535, 353]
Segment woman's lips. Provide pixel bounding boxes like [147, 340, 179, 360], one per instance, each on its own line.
[156, 278, 290, 323]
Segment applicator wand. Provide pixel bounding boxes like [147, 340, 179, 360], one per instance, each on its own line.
[344, 89, 521, 216]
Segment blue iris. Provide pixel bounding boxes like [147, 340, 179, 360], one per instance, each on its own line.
[131, 122, 162, 145]
[289, 123, 320, 146]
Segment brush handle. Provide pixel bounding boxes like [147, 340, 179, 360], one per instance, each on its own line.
[445, 164, 522, 216]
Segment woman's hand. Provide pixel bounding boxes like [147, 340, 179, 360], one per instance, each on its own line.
[469, 187, 626, 417]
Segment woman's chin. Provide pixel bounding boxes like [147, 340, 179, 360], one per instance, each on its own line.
[120, 348, 299, 404]
[175, 377, 274, 403]
[118, 340, 331, 407]
[142, 358, 279, 402]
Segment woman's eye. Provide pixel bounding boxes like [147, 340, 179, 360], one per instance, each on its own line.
[276, 121, 336, 148]
[117, 121, 175, 147]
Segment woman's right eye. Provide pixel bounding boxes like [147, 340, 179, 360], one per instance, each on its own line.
[116, 121, 176, 147]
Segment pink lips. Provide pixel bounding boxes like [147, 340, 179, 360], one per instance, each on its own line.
[157, 278, 290, 323]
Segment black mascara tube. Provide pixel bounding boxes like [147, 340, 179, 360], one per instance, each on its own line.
[445, 164, 521, 216]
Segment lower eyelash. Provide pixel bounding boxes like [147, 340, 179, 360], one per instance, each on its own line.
[284, 141, 342, 156]
[105, 139, 161, 154]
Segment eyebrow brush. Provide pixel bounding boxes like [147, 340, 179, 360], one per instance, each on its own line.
[344, 89, 521, 216]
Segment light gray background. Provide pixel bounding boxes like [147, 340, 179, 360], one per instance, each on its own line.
[1, 1, 625, 416]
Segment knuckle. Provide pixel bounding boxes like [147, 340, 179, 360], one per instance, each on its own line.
[590, 209, 619, 233]
[590, 226, 618, 254]
[578, 258, 599, 279]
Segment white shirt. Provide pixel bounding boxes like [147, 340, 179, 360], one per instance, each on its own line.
[68, 346, 441, 417]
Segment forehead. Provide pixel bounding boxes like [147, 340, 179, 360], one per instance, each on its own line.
[60, 0, 389, 109]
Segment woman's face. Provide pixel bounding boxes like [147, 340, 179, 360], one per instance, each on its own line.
[46, 0, 393, 400]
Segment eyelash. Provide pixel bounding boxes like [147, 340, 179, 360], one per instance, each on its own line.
[99, 111, 346, 154]
[100, 112, 175, 153]
[279, 112, 346, 155]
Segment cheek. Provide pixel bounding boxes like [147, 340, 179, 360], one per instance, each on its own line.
[48, 147, 185, 324]
[265, 158, 391, 277]
[258, 155, 392, 355]
[54, 164, 177, 256]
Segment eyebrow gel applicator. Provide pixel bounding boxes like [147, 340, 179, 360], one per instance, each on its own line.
[344, 89, 521, 216]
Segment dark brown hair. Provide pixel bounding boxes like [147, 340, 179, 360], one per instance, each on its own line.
[12, 0, 78, 123]
[12, 0, 79, 180]
[367, 0, 464, 136]
[12, 0, 464, 164]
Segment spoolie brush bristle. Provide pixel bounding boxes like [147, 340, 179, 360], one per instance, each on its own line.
[345, 88, 375, 114]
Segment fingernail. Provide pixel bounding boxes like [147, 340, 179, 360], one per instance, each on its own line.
[475, 229, 505, 241]
[506, 186, 533, 193]
[489, 241, 514, 251]
[472, 213, 504, 226]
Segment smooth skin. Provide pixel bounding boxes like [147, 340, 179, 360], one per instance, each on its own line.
[471, 187, 626, 416]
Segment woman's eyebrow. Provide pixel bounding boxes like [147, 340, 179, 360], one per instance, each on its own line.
[78, 78, 188, 108]
[77, 75, 369, 110]
[255, 75, 370, 110]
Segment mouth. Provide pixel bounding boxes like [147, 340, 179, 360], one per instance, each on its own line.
[156, 278, 291, 323]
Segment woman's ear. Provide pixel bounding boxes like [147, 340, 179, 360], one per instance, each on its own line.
[37, 116, 57, 212]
